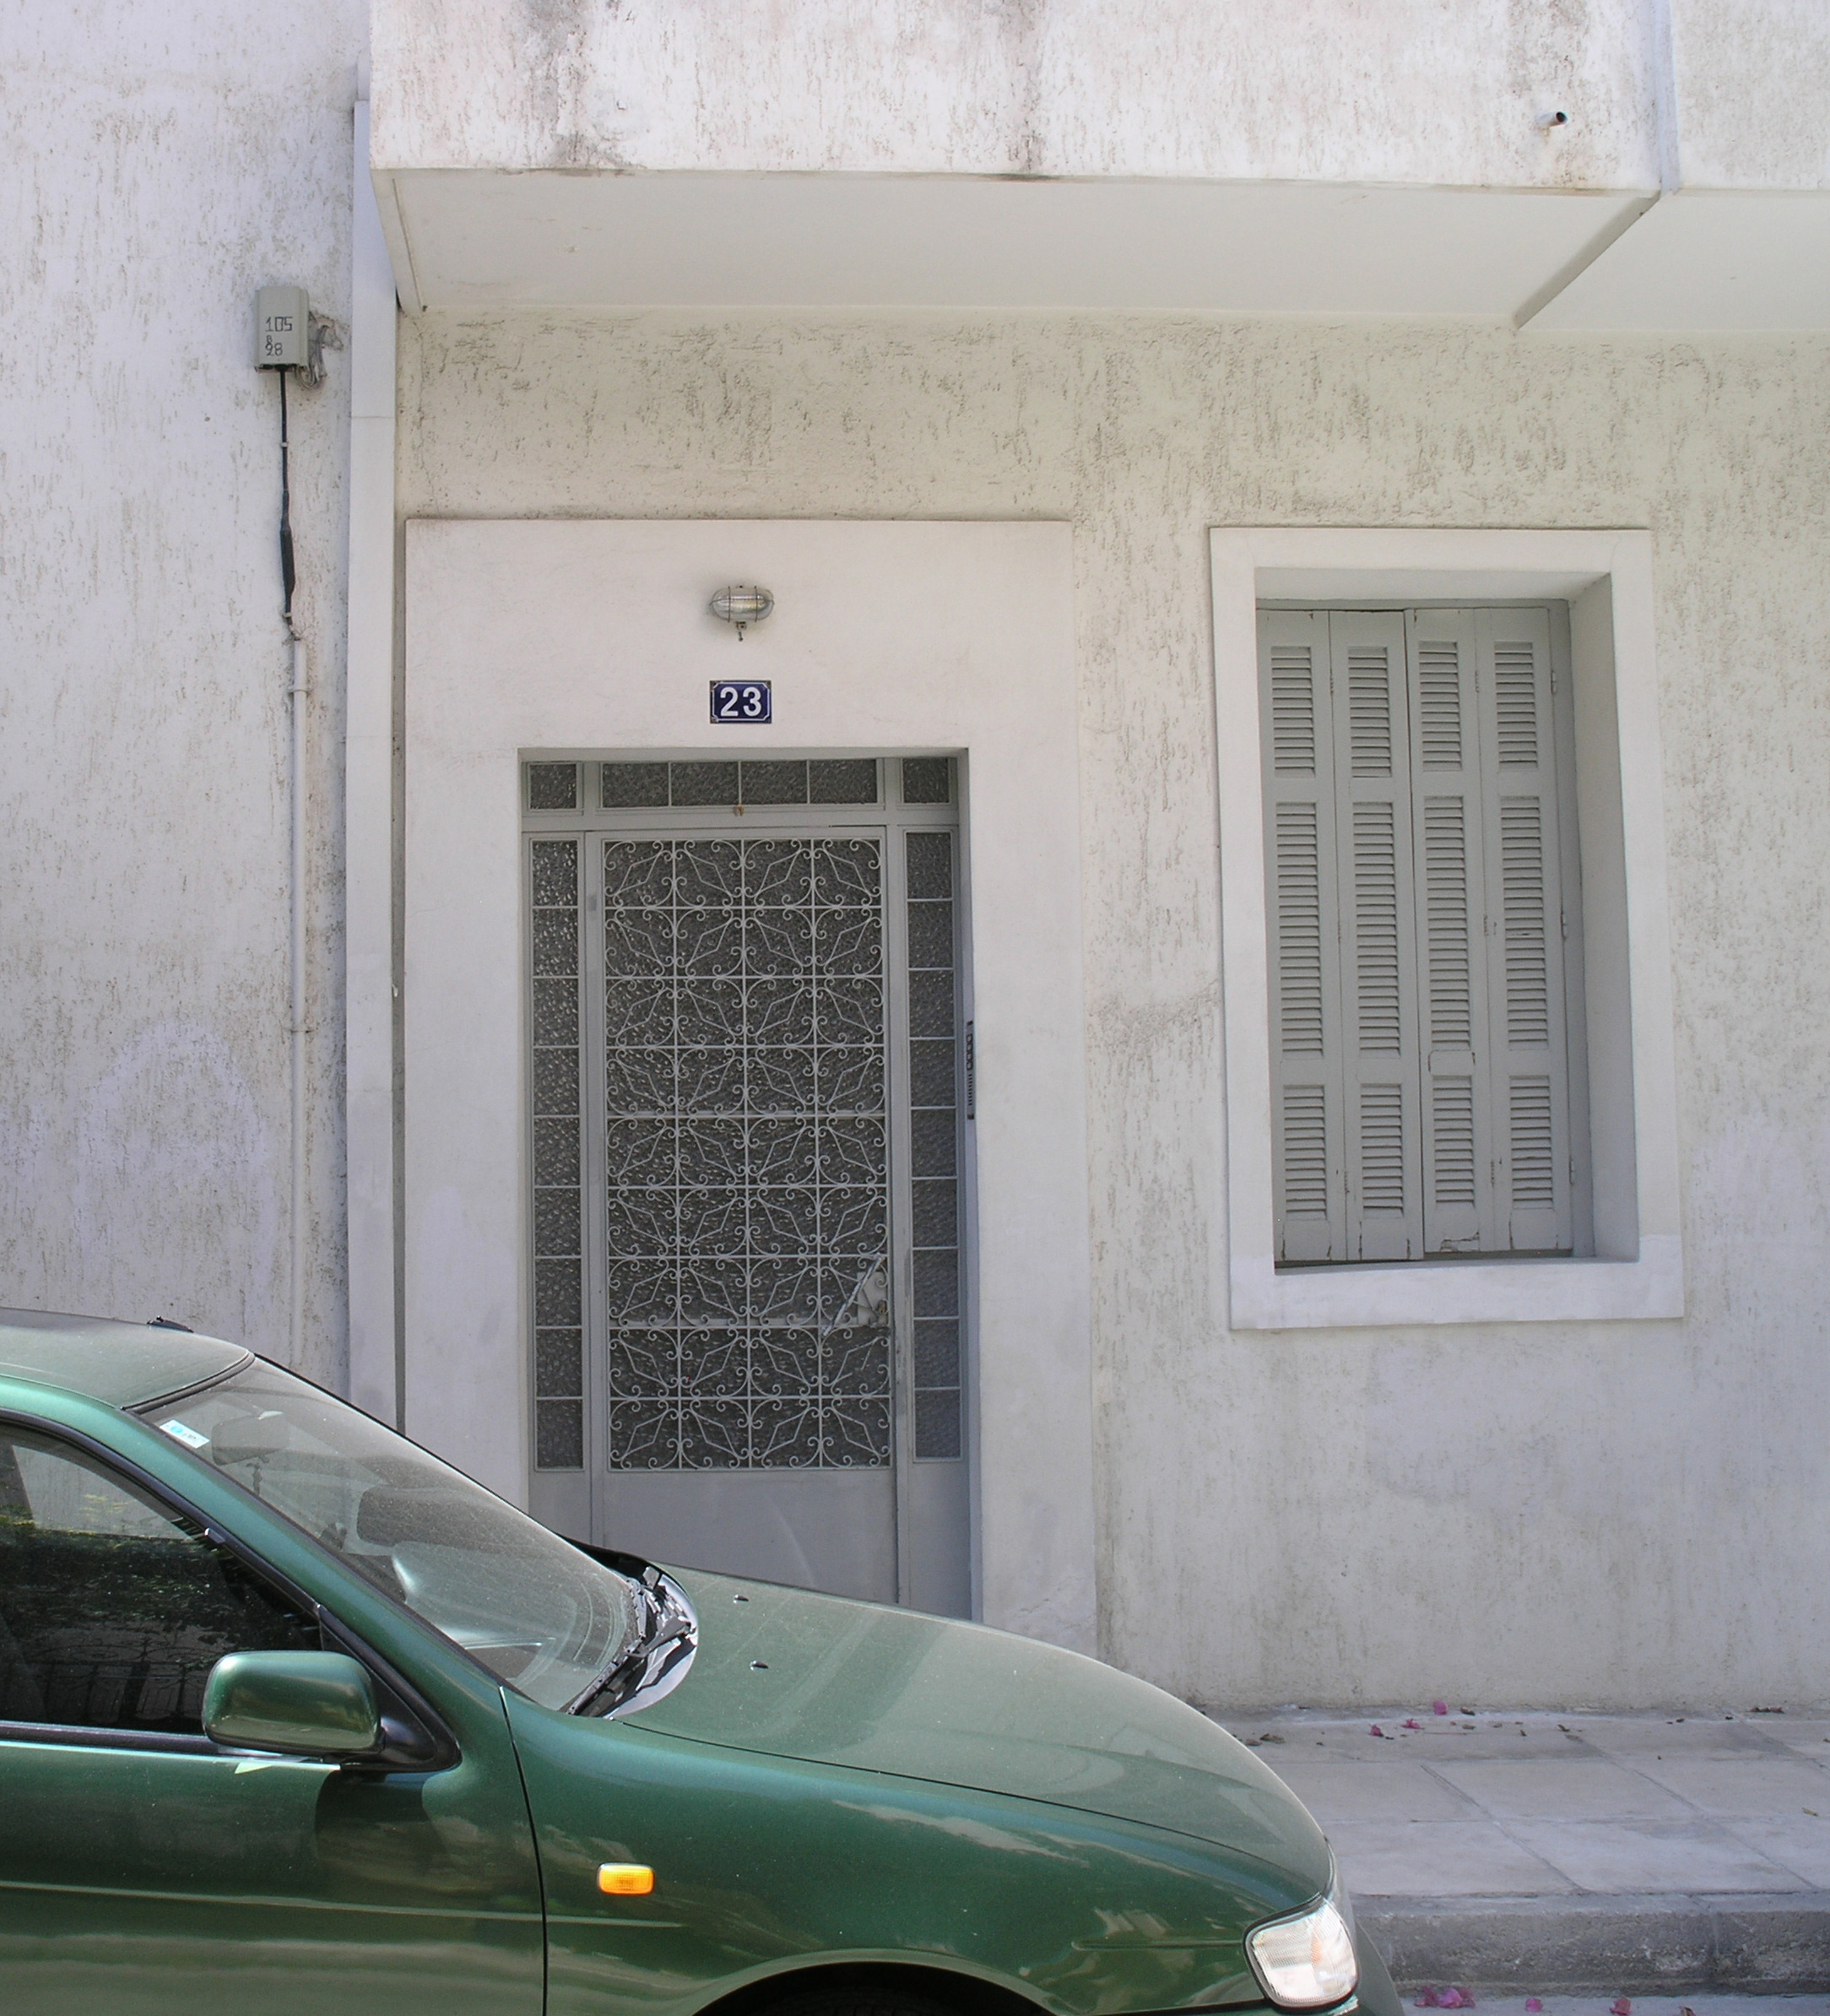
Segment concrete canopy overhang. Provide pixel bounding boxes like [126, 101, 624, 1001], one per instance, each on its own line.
[370, 168, 1830, 329]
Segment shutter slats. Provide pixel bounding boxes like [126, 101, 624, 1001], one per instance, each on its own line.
[1422, 798, 1473, 1049]
[1348, 649, 1396, 775]
[1352, 801, 1403, 1052]
[1428, 1076, 1478, 1209]
[1271, 645, 1319, 773]
[1508, 1076, 1557, 1210]
[1281, 1086, 1330, 1217]
[1275, 801, 1326, 1054]
[1416, 639, 1465, 769]
[1261, 611, 1347, 1263]
[1500, 798, 1552, 1048]
[1359, 1082, 1407, 1214]
[1494, 642, 1540, 766]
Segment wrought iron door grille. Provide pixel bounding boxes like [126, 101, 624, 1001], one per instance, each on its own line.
[598, 837, 891, 1470]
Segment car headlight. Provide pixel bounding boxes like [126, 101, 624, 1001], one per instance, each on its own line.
[1245, 1874, 1359, 2008]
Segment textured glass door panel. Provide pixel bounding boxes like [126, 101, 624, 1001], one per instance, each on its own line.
[601, 838, 891, 1471]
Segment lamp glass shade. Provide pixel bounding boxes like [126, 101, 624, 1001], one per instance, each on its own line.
[710, 585, 774, 627]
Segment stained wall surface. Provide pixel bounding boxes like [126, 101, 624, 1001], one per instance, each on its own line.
[372, 0, 1661, 187]
[2, 0, 364, 1379]
[372, 0, 1830, 192]
[400, 310, 1830, 1709]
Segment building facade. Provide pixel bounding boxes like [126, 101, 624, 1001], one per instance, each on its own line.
[9, 0, 1830, 1708]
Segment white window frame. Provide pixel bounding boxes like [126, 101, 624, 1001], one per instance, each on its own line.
[1213, 528, 1683, 1329]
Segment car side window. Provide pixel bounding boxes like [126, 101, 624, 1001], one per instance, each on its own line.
[0, 1427, 321, 1734]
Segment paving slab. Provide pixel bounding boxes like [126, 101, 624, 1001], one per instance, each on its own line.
[1215, 1710, 1830, 1992]
[1431, 1760, 1696, 1823]
[1573, 1721, 1796, 1760]
[1329, 1820, 1578, 1898]
[1272, 1756, 1481, 1824]
[1724, 1818, 1830, 1889]
[1630, 1759, 1830, 1819]
[1502, 1819, 1807, 1896]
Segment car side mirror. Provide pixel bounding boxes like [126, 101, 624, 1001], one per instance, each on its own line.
[203, 1650, 382, 1759]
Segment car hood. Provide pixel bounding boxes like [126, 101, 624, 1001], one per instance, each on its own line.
[631, 1569, 1330, 1886]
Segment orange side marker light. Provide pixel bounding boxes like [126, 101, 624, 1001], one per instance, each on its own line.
[598, 1864, 655, 1896]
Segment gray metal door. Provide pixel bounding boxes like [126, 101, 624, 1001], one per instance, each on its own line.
[522, 756, 970, 1617]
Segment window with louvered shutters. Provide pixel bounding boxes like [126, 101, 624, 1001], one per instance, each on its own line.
[1260, 607, 1578, 1265]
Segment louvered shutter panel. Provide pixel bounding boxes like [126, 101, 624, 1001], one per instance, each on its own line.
[1259, 610, 1346, 1262]
[1473, 607, 1574, 1252]
[1328, 612, 1423, 1261]
[1406, 610, 1494, 1254]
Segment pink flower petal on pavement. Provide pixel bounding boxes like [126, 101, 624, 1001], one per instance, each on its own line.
[1370, 1724, 1384, 1737]
[1404, 1718, 1422, 1730]
[1524, 2001, 1543, 2012]
[1611, 1999, 1632, 2014]
[1432, 1700, 1449, 1715]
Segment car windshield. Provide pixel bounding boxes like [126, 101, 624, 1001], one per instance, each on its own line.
[146, 1359, 641, 1711]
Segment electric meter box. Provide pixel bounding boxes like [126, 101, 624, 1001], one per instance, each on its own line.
[255, 285, 309, 369]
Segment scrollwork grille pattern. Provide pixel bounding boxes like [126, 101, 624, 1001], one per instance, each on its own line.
[600, 837, 891, 1470]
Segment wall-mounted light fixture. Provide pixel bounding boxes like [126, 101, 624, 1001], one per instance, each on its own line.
[710, 584, 774, 640]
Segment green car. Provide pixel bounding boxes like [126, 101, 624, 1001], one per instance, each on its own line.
[0, 1311, 1395, 2016]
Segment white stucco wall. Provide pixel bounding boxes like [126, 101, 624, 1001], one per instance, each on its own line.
[399, 309, 1830, 1709]
[373, 0, 1830, 195]
[372, 0, 1660, 188]
[371, 0, 1660, 188]
[1, 0, 364, 1380]
[12, 0, 1830, 1713]
[1670, 0, 1830, 187]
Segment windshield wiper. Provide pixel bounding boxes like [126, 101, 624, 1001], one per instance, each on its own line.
[566, 1567, 699, 1719]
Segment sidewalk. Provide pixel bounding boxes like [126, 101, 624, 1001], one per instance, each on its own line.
[1215, 1710, 1830, 1996]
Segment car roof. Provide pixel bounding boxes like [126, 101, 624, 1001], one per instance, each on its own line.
[0, 1308, 251, 1410]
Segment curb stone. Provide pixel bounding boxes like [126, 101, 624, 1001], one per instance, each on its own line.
[1360, 1895, 1830, 1997]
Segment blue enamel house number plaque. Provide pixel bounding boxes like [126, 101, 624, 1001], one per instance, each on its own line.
[710, 680, 772, 723]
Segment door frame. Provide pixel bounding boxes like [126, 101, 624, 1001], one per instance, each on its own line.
[520, 776, 971, 1612]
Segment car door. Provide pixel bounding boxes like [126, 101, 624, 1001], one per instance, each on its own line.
[0, 1417, 545, 2016]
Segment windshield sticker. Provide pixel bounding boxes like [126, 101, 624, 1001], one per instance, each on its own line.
[159, 1419, 210, 1450]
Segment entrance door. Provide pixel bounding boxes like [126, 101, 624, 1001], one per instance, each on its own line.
[524, 756, 971, 1616]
